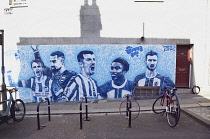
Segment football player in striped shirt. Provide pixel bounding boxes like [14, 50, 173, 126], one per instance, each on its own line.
[132, 50, 175, 94]
[64, 50, 99, 101]
[99, 57, 133, 99]
[31, 45, 77, 101]
[18, 59, 52, 102]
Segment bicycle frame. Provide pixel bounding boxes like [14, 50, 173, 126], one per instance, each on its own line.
[160, 89, 174, 113]
[0, 89, 16, 116]
[152, 87, 180, 127]
[2, 91, 15, 116]
[1, 88, 26, 125]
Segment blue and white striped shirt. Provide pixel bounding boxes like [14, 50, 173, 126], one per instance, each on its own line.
[64, 74, 98, 101]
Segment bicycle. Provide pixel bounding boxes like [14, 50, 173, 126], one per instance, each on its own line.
[119, 94, 140, 120]
[0, 87, 26, 125]
[152, 86, 180, 127]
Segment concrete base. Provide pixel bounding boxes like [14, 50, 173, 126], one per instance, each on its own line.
[178, 88, 192, 94]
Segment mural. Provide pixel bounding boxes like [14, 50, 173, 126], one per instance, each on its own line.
[132, 49, 175, 93]
[65, 50, 98, 101]
[6, 44, 176, 102]
[100, 57, 133, 99]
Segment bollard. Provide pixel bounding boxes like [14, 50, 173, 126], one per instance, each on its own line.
[37, 100, 44, 130]
[80, 101, 83, 129]
[128, 98, 132, 128]
[126, 95, 129, 118]
[37, 98, 51, 130]
[84, 96, 90, 121]
[45, 98, 51, 121]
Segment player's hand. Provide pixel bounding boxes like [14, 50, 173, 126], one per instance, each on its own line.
[31, 45, 38, 52]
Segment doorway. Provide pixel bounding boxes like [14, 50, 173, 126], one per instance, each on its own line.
[176, 45, 191, 87]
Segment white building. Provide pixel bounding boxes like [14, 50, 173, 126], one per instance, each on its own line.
[0, 0, 210, 101]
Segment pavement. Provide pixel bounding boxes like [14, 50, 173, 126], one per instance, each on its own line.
[179, 93, 210, 128]
[24, 92, 210, 128]
[1, 91, 210, 138]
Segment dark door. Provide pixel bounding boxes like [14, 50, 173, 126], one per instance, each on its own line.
[176, 45, 191, 87]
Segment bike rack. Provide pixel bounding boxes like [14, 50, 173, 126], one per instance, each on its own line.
[79, 96, 91, 129]
[126, 95, 132, 128]
[79, 97, 84, 129]
[37, 98, 51, 130]
[83, 96, 90, 121]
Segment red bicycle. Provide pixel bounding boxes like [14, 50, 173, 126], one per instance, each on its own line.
[152, 86, 180, 127]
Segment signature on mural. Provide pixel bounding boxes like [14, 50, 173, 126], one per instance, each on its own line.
[125, 46, 143, 57]
[163, 45, 176, 52]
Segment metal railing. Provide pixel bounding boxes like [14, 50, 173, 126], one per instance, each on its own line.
[79, 97, 84, 129]
[79, 96, 90, 129]
[126, 95, 132, 128]
[37, 98, 51, 130]
[83, 96, 90, 121]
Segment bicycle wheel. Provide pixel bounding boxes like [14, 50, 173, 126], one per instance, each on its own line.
[166, 93, 180, 127]
[11, 99, 26, 122]
[119, 98, 140, 120]
[152, 95, 165, 114]
[192, 86, 200, 94]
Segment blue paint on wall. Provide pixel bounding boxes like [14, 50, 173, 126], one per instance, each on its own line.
[8, 44, 176, 102]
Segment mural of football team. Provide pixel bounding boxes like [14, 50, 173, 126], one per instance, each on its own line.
[6, 44, 176, 102]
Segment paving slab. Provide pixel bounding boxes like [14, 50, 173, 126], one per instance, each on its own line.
[181, 107, 210, 128]
[21, 93, 210, 129]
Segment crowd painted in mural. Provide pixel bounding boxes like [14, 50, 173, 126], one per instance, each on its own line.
[6, 45, 176, 102]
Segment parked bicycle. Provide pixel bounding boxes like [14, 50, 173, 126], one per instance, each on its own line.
[152, 86, 180, 127]
[119, 94, 140, 120]
[0, 87, 26, 125]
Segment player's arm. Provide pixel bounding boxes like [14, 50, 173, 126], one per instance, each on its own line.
[31, 45, 52, 77]
[31, 45, 42, 60]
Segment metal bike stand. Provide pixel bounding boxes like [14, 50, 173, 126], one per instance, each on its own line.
[45, 98, 51, 121]
[125, 94, 132, 128]
[37, 98, 51, 130]
[79, 98, 84, 130]
[128, 96, 132, 128]
[83, 96, 90, 121]
[126, 95, 129, 118]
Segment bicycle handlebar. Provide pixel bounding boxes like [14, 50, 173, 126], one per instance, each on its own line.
[164, 86, 177, 94]
[8, 87, 18, 92]
[123, 94, 132, 98]
[0, 87, 18, 93]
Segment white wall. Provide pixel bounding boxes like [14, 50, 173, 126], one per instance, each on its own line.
[0, 0, 209, 92]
